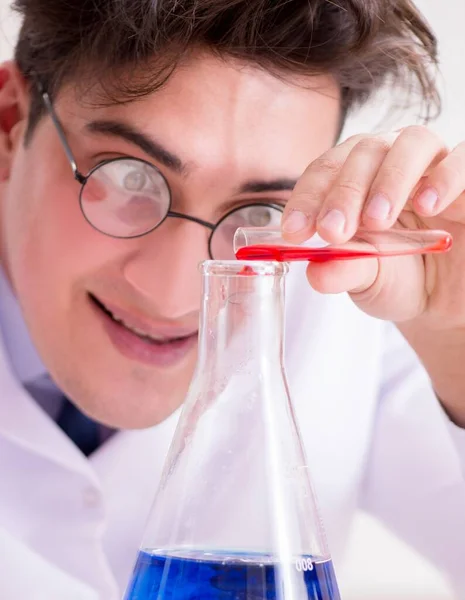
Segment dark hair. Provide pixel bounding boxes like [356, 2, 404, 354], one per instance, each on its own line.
[13, 0, 440, 134]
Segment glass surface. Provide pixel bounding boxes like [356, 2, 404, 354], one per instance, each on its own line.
[81, 158, 170, 238]
[124, 260, 341, 600]
[210, 204, 282, 260]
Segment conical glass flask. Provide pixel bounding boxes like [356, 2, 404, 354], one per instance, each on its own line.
[124, 260, 341, 600]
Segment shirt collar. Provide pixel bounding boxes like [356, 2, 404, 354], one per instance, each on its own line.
[0, 269, 47, 384]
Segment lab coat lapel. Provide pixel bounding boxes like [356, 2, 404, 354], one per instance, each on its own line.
[0, 332, 98, 483]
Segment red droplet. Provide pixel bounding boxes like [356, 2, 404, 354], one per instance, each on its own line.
[238, 265, 256, 276]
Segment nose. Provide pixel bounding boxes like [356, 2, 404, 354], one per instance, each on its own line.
[122, 217, 209, 319]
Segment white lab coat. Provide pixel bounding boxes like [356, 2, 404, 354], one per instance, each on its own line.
[1, 263, 465, 599]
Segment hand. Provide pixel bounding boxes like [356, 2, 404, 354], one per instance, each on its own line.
[282, 126, 465, 422]
[282, 126, 465, 325]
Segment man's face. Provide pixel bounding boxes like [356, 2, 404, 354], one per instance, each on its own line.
[0, 54, 340, 428]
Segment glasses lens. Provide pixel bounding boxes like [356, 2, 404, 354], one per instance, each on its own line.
[211, 204, 283, 259]
[80, 158, 170, 237]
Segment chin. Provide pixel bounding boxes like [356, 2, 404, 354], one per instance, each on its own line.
[51, 344, 194, 429]
[75, 381, 186, 430]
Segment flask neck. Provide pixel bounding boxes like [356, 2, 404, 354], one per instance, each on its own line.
[197, 261, 288, 376]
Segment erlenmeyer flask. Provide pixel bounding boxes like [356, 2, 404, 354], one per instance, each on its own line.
[124, 260, 341, 600]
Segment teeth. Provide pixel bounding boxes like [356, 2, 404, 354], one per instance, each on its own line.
[108, 311, 169, 342]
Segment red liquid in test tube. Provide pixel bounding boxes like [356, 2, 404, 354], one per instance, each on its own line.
[235, 229, 453, 263]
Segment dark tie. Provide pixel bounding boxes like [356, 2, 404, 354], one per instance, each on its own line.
[25, 374, 101, 456]
[56, 398, 101, 457]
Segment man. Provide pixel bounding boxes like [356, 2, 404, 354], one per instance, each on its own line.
[0, 0, 464, 597]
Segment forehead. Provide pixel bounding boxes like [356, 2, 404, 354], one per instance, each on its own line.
[62, 54, 341, 176]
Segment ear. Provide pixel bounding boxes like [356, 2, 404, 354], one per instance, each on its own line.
[0, 61, 30, 182]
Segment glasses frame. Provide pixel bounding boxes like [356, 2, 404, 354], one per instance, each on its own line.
[40, 88, 283, 259]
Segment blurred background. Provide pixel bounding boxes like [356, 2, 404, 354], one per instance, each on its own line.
[0, 0, 462, 597]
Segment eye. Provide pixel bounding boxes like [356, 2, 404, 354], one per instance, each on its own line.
[249, 206, 272, 226]
[102, 159, 162, 195]
[123, 169, 147, 191]
[239, 204, 283, 227]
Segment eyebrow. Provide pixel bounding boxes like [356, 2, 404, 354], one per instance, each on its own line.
[238, 178, 297, 194]
[85, 120, 298, 195]
[85, 120, 186, 174]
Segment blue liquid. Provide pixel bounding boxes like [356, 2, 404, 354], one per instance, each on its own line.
[124, 550, 340, 600]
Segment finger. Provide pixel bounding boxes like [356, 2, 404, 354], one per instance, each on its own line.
[306, 258, 379, 295]
[412, 141, 465, 222]
[362, 126, 448, 229]
[281, 134, 369, 243]
[315, 137, 391, 244]
[306, 255, 426, 321]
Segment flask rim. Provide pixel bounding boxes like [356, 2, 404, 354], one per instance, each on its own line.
[199, 260, 288, 277]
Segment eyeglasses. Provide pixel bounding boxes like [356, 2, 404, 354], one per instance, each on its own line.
[40, 90, 284, 260]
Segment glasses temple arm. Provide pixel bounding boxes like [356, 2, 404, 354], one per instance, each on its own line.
[41, 91, 86, 184]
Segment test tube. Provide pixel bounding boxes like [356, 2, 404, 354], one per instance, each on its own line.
[233, 227, 453, 262]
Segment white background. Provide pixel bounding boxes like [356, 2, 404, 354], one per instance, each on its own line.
[0, 0, 462, 598]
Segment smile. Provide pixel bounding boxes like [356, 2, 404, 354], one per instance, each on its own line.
[89, 294, 198, 366]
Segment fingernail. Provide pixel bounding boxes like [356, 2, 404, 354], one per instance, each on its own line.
[319, 209, 346, 234]
[282, 209, 309, 234]
[416, 187, 438, 214]
[365, 193, 391, 221]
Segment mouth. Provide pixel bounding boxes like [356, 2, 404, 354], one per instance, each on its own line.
[89, 293, 198, 367]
